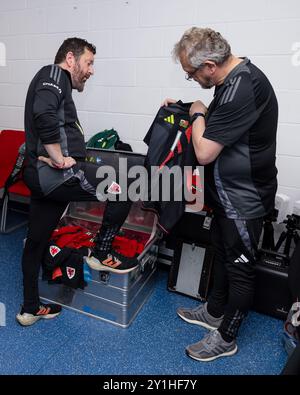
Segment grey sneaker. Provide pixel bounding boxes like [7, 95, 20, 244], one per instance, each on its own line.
[186, 330, 238, 362]
[177, 302, 223, 330]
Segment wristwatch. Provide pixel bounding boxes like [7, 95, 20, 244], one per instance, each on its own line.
[190, 112, 206, 124]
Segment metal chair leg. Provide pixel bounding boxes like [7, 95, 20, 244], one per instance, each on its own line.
[0, 194, 28, 234]
[0, 194, 8, 233]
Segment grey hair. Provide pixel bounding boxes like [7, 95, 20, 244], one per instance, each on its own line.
[173, 27, 231, 67]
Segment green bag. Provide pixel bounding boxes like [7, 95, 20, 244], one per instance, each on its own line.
[86, 129, 119, 150]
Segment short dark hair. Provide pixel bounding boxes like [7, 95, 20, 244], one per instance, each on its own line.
[54, 37, 96, 64]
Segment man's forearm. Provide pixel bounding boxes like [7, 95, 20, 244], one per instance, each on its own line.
[191, 117, 206, 160]
[43, 143, 65, 167]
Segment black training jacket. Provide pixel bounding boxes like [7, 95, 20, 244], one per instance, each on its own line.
[142, 101, 198, 233]
[24, 64, 86, 197]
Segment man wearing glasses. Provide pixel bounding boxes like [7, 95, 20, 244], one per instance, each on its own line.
[164, 27, 278, 362]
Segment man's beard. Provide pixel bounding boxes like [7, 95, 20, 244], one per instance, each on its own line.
[199, 77, 214, 89]
[72, 62, 86, 92]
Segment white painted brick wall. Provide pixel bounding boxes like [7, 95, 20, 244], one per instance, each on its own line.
[47, 5, 89, 34]
[0, 0, 299, 211]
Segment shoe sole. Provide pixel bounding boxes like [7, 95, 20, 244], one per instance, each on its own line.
[177, 310, 219, 331]
[186, 345, 238, 362]
[16, 312, 61, 326]
[85, 257, 138, 274]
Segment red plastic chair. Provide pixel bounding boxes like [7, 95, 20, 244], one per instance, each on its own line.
[0, 130, 31, 233]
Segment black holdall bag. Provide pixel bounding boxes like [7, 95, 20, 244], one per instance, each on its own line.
[253, 250, 291, 320]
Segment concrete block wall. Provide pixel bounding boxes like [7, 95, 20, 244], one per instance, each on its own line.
[0, 0, 300, 212]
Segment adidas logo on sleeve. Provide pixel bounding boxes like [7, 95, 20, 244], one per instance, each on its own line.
[234, 254, 249, 264]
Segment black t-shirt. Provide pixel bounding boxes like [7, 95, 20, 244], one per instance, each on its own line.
[203, 58, 278, 219]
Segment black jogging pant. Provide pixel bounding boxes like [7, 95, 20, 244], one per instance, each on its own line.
[207, 215, 263, 341]
[22, 161, 133, 312]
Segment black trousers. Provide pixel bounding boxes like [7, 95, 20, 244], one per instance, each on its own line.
[207, 215, 263, 340]
[22, 161, 132, 312]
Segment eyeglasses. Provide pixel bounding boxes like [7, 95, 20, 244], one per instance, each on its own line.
[185, 64, 205, 81]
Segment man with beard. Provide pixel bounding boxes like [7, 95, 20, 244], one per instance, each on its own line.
[163, 27, 278, 361]
[17, 38, 137, 327]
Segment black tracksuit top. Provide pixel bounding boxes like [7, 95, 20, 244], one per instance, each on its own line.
[24, 64, 86, 197]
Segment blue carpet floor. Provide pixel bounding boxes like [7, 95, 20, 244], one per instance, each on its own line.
[0, 226, 288, 375]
